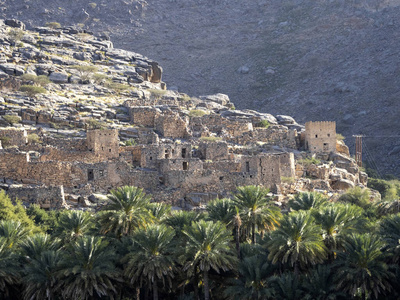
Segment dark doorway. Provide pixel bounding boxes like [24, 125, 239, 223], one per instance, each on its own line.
[88, 169, 94, 181]
[183, 162, 188, 170]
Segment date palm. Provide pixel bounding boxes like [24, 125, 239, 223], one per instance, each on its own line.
[288, 192, 328, 211]
[334, 233, 393, 299]
[58, 236, 120, 300]
[22, 250, 61, 300]
[267, 210, 327, 274]
[233, 185, 281, 244]
[269, 272, 304, 300]
[54, 210, 93, 243]
[0, 237, 21, 299]
[0, 220, 30, 248]
[312, 203, 366, 259]
[124, 224, 176, 300]
[98, 186, 153, 238]
[181, 220, 237, 300]
[20, 233, 60, 261]
[379, 214, 400, 263]
[224, 255, 275, 300]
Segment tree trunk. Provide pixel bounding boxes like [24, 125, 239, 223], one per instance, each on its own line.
[136, 286, 140, 300]
[235, 224, 241, 258]
[203, 269, 210, 300]
[194, 269, 199, 300]
[153, 280, 158, 300]
[294, 261, 299, 277]
[252, 222, 256, 244]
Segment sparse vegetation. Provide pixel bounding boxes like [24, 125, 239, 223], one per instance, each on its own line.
[298, 156, 321, 166]
[27, 134, 41, 144]
[7, 28, 24, 45]
[336, 133, 345, 141]
[256, 119, 270, 128]
[85, 118, 104, 130]
[281, 176, 295, 184]
[20, 74, 50, 87]
[189, 109, 207, 117]
[3, 115, 21, 125]
[123, 138, 137, 146]
[200, 136, 222, 142]
[0, 136, 11, 147]
[148, 88, 167, 99]
[45, 22, 61, 29]
[19, 85, 47, 97]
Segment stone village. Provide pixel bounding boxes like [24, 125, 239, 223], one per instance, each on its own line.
[0, 19, 367, 210]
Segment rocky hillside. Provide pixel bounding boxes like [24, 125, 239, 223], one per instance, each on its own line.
[1, 0, 400, 177]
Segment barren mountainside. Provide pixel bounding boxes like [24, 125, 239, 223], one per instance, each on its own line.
[2, 0, 400, 176]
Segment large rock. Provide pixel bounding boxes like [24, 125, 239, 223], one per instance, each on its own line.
[200, 93, 230, 106]
[276, 115, 296, 125]
[5, 19, 25, 30]
[49, 71, 68, 83]
[150, 61, 162, 83]
[331, 179, 355, 190]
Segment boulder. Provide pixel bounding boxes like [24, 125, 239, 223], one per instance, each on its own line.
[332, 179, 355, 190]
[49, 71, 68, 83]
[276, 115, 296, 125]
[200, 93, 230, 106]
[5, 19, 26, 30]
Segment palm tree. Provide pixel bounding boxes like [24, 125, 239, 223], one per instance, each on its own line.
[288, 192, 328, 211]
[162, 210, 203, 239]
[98, 186, 153, 238]
[55, 210, 93, 243]
[20, 233, 60, 261]
[233, 185, 281, 244]
[267, 210, 327, 274]
[0, 237, 21, 299]
[312, 203, 366, 259]
[147, 202, 171, 222]
[301, 265, 345, 300]
[22, 250, 61, 300]
[269, 272, 304, 300]
[58, 236, 121, 300]
[334, 233, 393, 299]
[0, 220, 31, 248]
[379, 214, 400, 263]
[181, 220, 237, 300]
[123, 224, 176, 300]
[224, 255, 275, 300]
[206, 198, 242, 257]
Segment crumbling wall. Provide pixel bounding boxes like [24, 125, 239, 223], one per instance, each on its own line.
[129, 106, 160, 127]
[154, 111, 189, 138]
[234, 127, 298, 149]
[0, 128, 27, 147]
[0, 150, 29, 181]
[198, 141, 229, 161]
[159, 158, 203, 173]
[279, 152, 296, 178]
[6, 185, 66, 209]
[305, 121, 336, 153]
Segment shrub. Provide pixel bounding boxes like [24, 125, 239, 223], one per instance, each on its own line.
[200, 136, 222, 142]
[281, 176, 295, 184]
[336, 133, 345, 141]
[7, 28, 24, 44]
[368, 178, 400, 201]
[189, 109, 207, 117]
[70, 65, 98, 82]
[298, 157, 321, 166]
[148, 88, 167, 99]
[338, 186, 371, 209]
[27, 133, 41, 144]
[256, 119, 270, 128]
[86, 118, 104, 130]
[124, 138, 137, 146]
[93, 73, 109, 84]
[19, 85, 47, 97]
[21, 74, 50, 86]
[3, 115, 21, 125]
[45, 22, 61, 29]
[0, 136, 11, 147]
[105, 81, 130, 92]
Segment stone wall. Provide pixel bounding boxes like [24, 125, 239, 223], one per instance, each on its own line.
[305, 121, 336, 153]
[155, 111, 189, 138]
[198, 141, 229, 161]
[86, 129, 119, 159]
[129, 106, 161, 127]
[6, 185, 66, 209]
[234, 126, 298, 149]
[0, 128, 27, 147]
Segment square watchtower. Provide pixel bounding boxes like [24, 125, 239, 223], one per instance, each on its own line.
[305, 121, 336, 153]
[86, 129, 119, 159]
